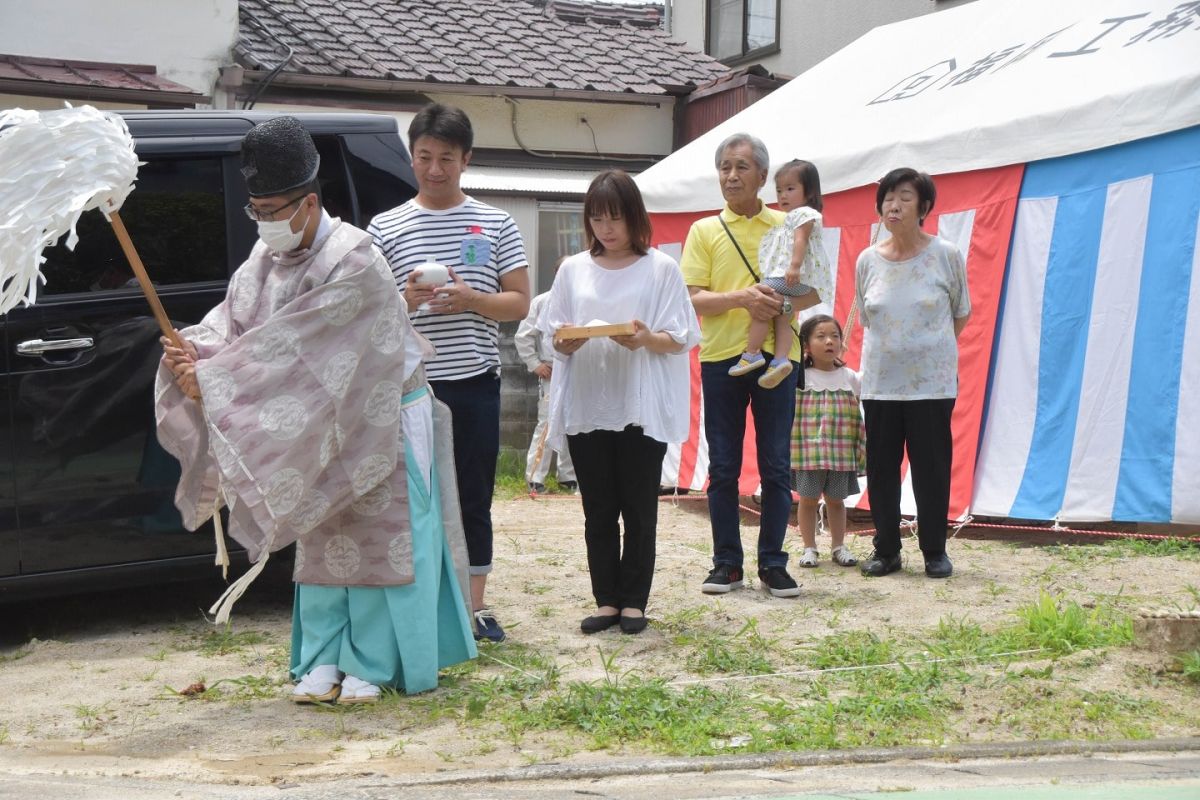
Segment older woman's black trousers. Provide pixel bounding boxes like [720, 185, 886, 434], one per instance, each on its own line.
[862, 399, 956, 558]
[567, 426, 667, 612]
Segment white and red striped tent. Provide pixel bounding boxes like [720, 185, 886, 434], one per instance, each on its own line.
[638, 0, 1200, 523]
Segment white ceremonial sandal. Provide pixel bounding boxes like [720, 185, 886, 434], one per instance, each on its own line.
[292, 664, 342, 704]
[338, 675, 381, 705]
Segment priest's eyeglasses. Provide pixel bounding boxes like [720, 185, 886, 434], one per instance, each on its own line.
[244, 195, 304, 222]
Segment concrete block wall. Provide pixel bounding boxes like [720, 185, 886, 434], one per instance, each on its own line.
[498, 322, 540, 454]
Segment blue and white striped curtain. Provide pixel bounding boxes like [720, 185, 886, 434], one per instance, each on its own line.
[973, 126, 1200, 524]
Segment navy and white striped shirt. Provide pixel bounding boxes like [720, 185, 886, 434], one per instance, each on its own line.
[369, 197, 528, 381]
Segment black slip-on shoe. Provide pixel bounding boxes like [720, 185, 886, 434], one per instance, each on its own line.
[860, 551, 903, 577]
[924, 553, 954, 579]
[580, 613, 621, 634]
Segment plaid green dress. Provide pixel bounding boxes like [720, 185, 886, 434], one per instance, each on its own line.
[791, 366, 866, 473]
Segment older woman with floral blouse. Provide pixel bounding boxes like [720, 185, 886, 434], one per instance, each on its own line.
[855, 168, 971, 580]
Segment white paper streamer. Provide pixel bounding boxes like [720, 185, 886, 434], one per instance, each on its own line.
[0, 104, 139, 313]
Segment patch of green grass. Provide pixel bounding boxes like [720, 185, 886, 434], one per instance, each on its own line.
[537, 675, 736, 752]
[191, 674, 288, 701]
[70, 702, 111, 732]
[493, 448, 528, 499]
[0, 648, 30, 665]
[995, 683, 1157, 740]
[1047, 536, 1199, 564]
[406, 640, 559, 726]
[1001, 591, 1133, 656]
[1179, 650, 1200, 684]
[806, 630, 895, 669]
[1111, 536, 1200, 559]
[316, 585, 1180, 759]
[923, 617, 1005, 660]
[493, 448, 580, 499]
[656, 604, 706, 634]
[674, 619, 778, 676]
[184, 627, 272, 657]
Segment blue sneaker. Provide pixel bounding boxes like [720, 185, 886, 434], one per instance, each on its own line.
[473, 608, 506, 642]
[728, 353, 766, 376]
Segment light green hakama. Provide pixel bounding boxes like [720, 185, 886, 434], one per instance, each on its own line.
[289, 389, 477, 694]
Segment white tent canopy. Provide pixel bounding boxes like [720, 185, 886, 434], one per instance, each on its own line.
[638, 0, 1200, 212]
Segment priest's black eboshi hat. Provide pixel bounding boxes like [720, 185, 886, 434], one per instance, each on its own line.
[240, 116, 321, 198]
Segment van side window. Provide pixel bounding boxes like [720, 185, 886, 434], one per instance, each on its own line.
[312, 135, 354, 224]
[39, 156, 228, 296]
[342, 133, 418, 223]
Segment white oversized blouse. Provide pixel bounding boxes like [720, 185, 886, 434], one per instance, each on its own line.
[540, 248, 701, 447]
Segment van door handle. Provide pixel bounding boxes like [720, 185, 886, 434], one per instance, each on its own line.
[16, 337, 95, 356]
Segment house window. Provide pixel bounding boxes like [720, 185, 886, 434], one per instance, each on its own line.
[536, 202, 585, 295]
[706, 0, 780, 63]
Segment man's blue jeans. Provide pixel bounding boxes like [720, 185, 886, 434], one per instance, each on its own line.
[700, 353, 798, 570]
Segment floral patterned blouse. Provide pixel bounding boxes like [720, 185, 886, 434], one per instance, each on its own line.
[757, 206, 834, 306]
[854, 236, 971, 400]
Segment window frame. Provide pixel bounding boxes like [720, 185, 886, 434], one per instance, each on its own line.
[705, 0, 782, 65]
[535, 200, 586, 296]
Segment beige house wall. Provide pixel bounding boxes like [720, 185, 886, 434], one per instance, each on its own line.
[669, 0, 979, 77]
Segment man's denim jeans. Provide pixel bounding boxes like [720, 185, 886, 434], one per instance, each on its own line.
[700, 353, 798, 570]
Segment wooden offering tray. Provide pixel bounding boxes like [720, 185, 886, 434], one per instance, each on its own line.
[555, 321, 636, 340]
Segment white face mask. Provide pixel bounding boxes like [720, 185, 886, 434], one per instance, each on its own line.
[256, 200, 307, 252]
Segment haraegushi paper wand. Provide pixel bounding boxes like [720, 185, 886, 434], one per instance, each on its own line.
[0, 105, 183, 348]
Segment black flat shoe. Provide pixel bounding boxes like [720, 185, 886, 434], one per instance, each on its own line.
[619, 615, 648, 635]
[860, 550, 903, 577]
[580, 613, 620, 634]
[924, 553, 954, 579]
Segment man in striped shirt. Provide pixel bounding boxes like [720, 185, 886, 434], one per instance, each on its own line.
[370, 103, 531, 643]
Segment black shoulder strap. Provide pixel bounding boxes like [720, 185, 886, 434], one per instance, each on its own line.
[718, 217, 760, 283]
[718, 215, 804, 363]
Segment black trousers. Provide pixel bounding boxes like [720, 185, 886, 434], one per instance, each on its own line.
[429, 373, 500, 572]
[567, 426, 667, 612]
[862, 398, 956, 559]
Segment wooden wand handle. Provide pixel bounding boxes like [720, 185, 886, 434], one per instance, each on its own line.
[106, 208, 185, 350]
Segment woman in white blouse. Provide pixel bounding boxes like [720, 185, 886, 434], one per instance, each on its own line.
[541, 170, 701, 635]
[854, 168, 971, 581]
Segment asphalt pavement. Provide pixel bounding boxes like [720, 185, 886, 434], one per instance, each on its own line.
[2, 748, 1197, 799]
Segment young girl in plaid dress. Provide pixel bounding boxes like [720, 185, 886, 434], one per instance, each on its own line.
[791, 314, 866, 567]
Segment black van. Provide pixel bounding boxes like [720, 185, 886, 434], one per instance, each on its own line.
[0, 110, 417, 600]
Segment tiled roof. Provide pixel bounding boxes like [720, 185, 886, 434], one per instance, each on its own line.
[236, 0, 727, 96]
[0, 54, 206, 105]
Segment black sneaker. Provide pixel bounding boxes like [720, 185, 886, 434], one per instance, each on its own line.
[473, 608, 506, 642]
[860, 551, 903, 577]
[924, 552, 954, 579]
[757, 566, 801, 598]
[528, 482, 546, 494]
[559, 480, 578, 491]
[700, 564, 744, 594]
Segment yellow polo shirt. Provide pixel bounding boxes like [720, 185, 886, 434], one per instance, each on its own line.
[679, 204, 802, 363]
